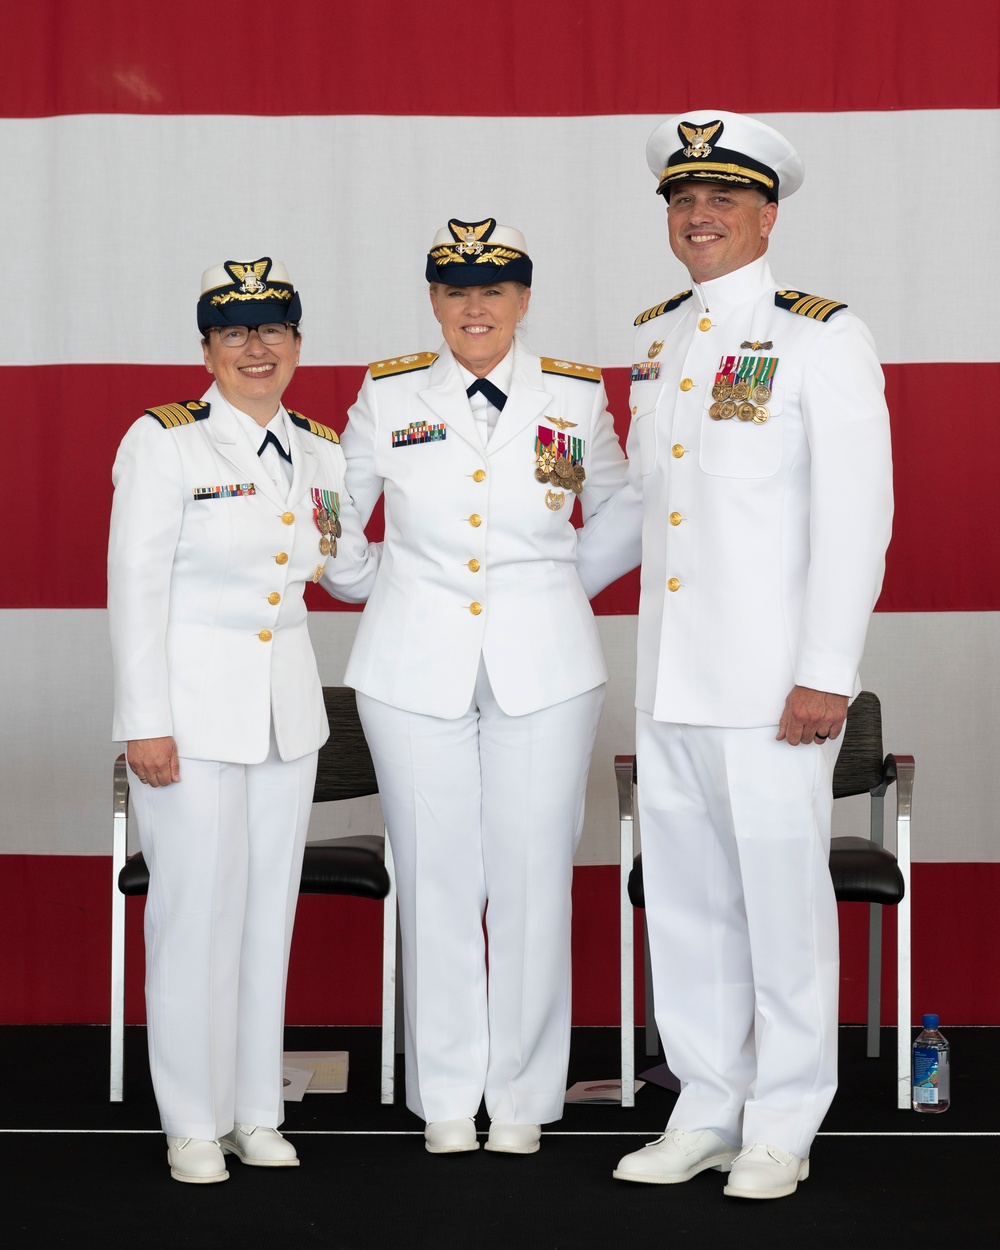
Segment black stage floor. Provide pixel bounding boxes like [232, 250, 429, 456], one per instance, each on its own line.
[3, 1025, 995, 1247]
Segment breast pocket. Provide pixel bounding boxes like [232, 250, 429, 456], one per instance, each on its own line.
[698, 387, 785, 479]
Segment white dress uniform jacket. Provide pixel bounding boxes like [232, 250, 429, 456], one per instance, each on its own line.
[109, 382, 378, 761]
[341, 341, 628, 718]
[579, 256, 893, 724]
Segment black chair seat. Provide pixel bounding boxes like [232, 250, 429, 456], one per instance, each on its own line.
[829, 835, 904, 904]
[627, 852, 647, 910]
[118, 839, 389, 901]
[627, 837, 904, 910]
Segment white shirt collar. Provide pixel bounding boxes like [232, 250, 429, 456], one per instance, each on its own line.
[454, 342, 515, 397]
[692, 256, 775, 318]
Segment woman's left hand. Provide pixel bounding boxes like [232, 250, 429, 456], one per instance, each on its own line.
[127, 737, 181, 787]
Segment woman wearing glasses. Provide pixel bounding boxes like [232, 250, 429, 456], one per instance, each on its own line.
[108, 258, 377, 1183]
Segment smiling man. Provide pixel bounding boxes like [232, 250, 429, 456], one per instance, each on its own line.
[578, 111, 894, 1199]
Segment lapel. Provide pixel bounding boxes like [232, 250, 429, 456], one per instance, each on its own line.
[286, 416, 320, 509]
[200, 384, 290, 511]
[417, 346, 486, 454]
[486, 342, 553, 454]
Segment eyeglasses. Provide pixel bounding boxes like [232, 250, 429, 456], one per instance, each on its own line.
[210, 323, 296, 347]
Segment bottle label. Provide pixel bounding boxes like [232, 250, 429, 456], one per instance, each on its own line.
[913, 1047, 950, 1103]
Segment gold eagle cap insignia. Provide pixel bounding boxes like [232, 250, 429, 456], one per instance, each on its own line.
[448, 218, 496, 256]
[679, 120, 722, 159]
[448, 218, 494, 245]
[546, 416, 579, 430]
[225, 259, 270, 293]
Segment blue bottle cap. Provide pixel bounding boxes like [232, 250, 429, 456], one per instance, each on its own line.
[922, 1013, 939, 1029]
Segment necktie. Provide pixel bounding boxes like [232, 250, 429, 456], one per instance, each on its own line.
[466, 377, 507, 411]
[258, 430, 292, 463]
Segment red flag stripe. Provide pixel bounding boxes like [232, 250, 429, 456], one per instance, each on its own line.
[3, 1, 998, 118]
[5, 361, 997, 613]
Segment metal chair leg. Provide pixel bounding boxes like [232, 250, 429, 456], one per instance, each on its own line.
[380, 830, 397, 1105]
[110, 756, 129, 1102]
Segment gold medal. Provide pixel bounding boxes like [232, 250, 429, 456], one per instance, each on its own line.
[720, 401, 737, 420]
[555, 459, 573, 480]
[319, 536, 332, 556]
[333, 518, 342, 539]
[751, 383, 771, 403]
[752, 406, 770, 424]
[732, 380, 751, 402]
[535, 467, 551, 483]
[737, 402, 755, 422]
[709, 402, 724, 420]
[712, 380, 732, 401]
[329, 536, 338, 558]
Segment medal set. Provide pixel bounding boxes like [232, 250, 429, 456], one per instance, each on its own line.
[709, 355, 777, 424]
[534, 425, 585, 510]
[311, 488, 342, 566]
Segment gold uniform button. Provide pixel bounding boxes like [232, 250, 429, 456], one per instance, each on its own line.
[472, 469, 486, 482]
[671, 444, 686, 458]
[679, 378, 694, 392]
[281, 511, 295, 525]
[667, 577, 681, 592]
[669, 512, 683, 526]
[469, 602, 483, 616]
[267, 592, 281, 605]
[698, 317, 712, 332]
[468, 559, 481, 572]
[275, 552, 289, 565]
[631, 406, 637, 415]
[258, 629, 273, 642]
[469, 513, 482, 527]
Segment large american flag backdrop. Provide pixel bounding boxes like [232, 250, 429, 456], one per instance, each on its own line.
[3, 1, 998, 1027]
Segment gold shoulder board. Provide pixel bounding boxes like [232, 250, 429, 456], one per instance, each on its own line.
[634, 290, 693, 326]
[144, 401, 210, 428]
[540, 357, 602, 382]
[369, 351, 439, 380]
[288, 412, 340, 443]
[774, 290, 848, 322]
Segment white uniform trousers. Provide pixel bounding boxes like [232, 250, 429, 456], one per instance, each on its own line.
[636, 714, 842, 1161]
[357, 664, 605, 1126]
[127, 732, 317, 1140]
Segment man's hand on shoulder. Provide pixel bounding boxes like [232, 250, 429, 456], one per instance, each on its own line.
[776, 686, 848, 746]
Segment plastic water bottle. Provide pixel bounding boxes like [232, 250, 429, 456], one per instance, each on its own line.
[912, 1013, 950, 1113]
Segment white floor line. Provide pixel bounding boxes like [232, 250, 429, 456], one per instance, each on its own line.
[3, 1128, 998, 1138]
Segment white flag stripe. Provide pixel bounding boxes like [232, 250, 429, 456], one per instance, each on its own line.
[3, 109, 998, 367]
[2, 607, 997, 865]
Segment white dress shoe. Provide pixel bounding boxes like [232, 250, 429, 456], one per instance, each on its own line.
[424, 1118, 480, 1154]
[484, 1122, 541, 1154]
[166, 1136, 229, 1184]
[723, 1143, 809, 1199]
[219, 1124, 300, 1167]
[613, 1128, 738, 1184]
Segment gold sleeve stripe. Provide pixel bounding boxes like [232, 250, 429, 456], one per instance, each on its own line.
[540, 356, 602, 382]
[369, 351, 439, 379]
[289, 411, 340, 443]
[775, 290, 848, 322]
[145, 401, 209, 428]
[634, 290, 693, 326]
